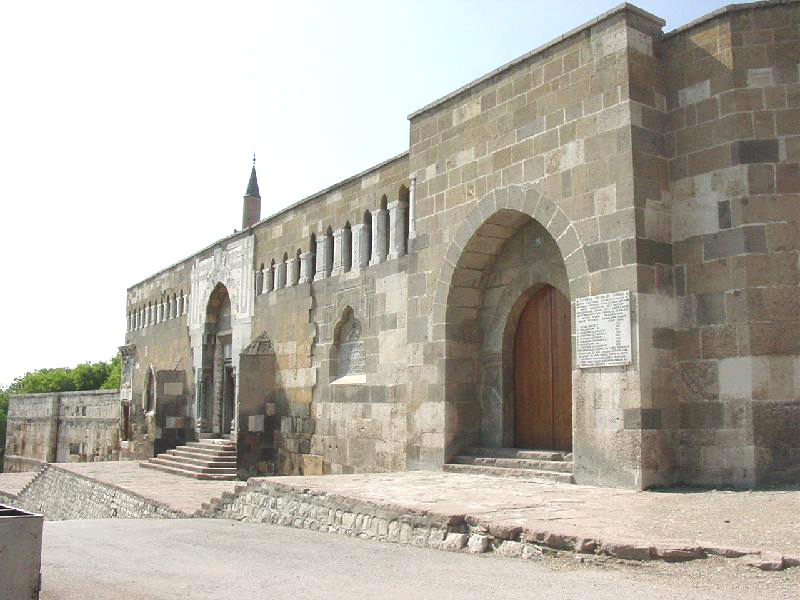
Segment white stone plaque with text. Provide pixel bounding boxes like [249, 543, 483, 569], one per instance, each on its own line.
[576, 291, 632, 368]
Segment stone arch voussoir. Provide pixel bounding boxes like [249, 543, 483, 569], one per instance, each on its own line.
[433, 184, 588, 339]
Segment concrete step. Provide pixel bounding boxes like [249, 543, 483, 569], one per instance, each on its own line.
[163, 452, 237, 468]
[464, 446, 569, 462]
[169, 447, 237, 460]
[442, 463, 574, 484]
[146, 457, 237, 475]
[451, 455, 573, 473]
[139, 460, 236, 481]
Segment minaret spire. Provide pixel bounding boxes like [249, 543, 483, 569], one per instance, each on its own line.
[246, 153, 260, 198]
[242, 153, 262, 229]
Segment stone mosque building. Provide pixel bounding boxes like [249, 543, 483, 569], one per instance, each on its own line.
[6, 1, 800, 489]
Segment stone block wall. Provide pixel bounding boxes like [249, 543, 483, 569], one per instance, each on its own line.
[664, 1, 800, 485]
[4, 391, 120, 473]
[115, 1, 800, 489]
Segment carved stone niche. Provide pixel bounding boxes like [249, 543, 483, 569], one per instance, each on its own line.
[331, 307, 366, 385]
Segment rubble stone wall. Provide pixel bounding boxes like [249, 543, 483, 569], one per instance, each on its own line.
[10, 465, 185, 520]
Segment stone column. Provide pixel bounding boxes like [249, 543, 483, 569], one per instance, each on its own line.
[331, 229, 344, 276]
[177, 295, 183, 317]
[183, 294, 190, 316]
[157, 301, 163, 323]
[255, 269, 263, 296]
[260, 267, 269, 294]
[136, 309, 141, 329]
[264, 266, 274, 292]
[351, 224, 368, 270]
[298, 252, 312, 284]
[276, 261, 287, 289]
[388, 200, 408, 260]
[168, 296, 175, 319]
[314, 237, 328, 281]
[408, 175, 417, 239]
[370, 208, 388, 265]
[287, 255, 299, 286]
[272, 263, 280, 290]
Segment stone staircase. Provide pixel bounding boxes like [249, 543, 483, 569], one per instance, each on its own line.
[140, 439, 237, 481]
[443, 446, 574, 484]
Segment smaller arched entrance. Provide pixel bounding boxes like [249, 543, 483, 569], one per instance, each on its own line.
[200, 283, 235, 435]
[513, 285, 572, 451]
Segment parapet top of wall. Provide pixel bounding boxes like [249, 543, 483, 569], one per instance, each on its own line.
[663, 0, 800, 40]
[125, 151, 409, 296]
[407, 2, 666, 122]
[9, 390, 120, 401]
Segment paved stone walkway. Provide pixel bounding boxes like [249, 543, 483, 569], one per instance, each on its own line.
[1, 463, 797, 562]
[248, 472, 800, 558]
[0, 470, 38, 497]
[0, 462, 239, 515]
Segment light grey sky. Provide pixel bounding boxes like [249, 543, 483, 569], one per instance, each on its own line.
[0, 0, 725, 386]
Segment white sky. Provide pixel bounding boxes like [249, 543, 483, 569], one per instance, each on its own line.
[0, 0, 726, 387]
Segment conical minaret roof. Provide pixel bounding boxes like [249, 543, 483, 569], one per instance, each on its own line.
[246, 155, 260, 198]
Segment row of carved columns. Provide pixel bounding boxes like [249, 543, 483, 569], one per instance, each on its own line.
[127, 292, 190, 331]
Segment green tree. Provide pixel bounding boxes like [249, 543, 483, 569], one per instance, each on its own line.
[101, 354, 121, 390]
[0, 387, 8, 471]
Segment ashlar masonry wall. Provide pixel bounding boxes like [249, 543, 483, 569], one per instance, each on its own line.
[117, 1, 800, 489]
[4, 391, 120, 473]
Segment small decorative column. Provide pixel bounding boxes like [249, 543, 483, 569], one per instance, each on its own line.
[287, 255, 299, 286]
[298, 252, 312, 284]
[272, 262, 281, 290]
[351, 224, 368, 270]
[314, 237, 328, 281]
[183, 294, 190, 316]
[370, 208, 388, 265]
[135, 309, 141, 329]
[275, 260, 286, 289]
[388, 199, 408, 260]
[264, 266, 274, 292]
[331, 229, 344, 276]
[260, 266, 269, 294]
[156, 301, 163, 323]
[255, 269, 263, 296]
[408, 175, 417, 239]
[177, 295, 183, 317]
[167, 296, 174, 319]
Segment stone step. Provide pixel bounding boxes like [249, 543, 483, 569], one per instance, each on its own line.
[139, 460, 236, 481]
[186, 441, 237, 452]
[451, 455, 573, 473]
[162, 452, 237, 468]
[169, 447, 237, 460]
[442, 463, 574, 484]
[464, 446, 569, 462]
[146, 457, 237, 475]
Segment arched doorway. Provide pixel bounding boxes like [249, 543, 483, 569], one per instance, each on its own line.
[201, 283, 235, 435]
[513, 285, 571, 451]
[434, 186, 586, 463]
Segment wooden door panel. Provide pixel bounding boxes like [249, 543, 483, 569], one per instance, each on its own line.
[513, 285, 572, 451]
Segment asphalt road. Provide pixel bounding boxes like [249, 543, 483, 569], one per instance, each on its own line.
[39, 519, 799, 600]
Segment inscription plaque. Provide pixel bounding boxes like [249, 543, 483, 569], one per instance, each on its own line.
[576, 291, 632, 368]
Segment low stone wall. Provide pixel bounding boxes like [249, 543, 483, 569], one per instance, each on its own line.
[10, 465, 186, 521]
[3, 455, 45, 474]
[203, 478, 460, 545]
[202, 477, 800, 571]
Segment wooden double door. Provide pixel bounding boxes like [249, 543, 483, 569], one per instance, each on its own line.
[513, 285, 572, 451]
